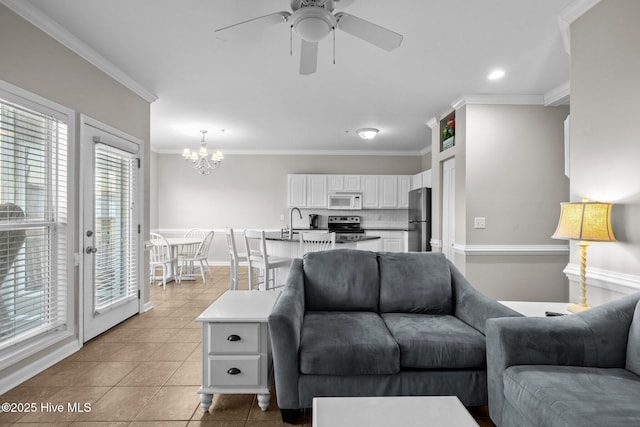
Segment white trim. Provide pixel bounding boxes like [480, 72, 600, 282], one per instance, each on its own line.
[544, 81, 571, 106]
[564, 263, 640, 294]
[419, 145, 433, 156]
[558, 0, 602, 55]
[0, 0, 158, 103]
[425, 117, 438, 129]
[452, 95, 545, 109]
[452, 244, 570, 256]
[153, 148, 425, 156]
[430, 239, 442, 248]
[0, 338, 80, 394]
[143, 302, 154, 313]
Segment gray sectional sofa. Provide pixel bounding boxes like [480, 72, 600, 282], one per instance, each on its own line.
[486, 292, 640, 427]
[268, 249, 520, 423]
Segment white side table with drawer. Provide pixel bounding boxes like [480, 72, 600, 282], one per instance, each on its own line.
[196, 290, 281, 412]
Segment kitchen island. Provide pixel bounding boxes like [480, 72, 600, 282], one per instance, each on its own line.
[266, 232, 381, 260]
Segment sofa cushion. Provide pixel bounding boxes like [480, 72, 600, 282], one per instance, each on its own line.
[299, 311, 399, 375]
[378, 252, 452, 314]
[381, 313, 486, 369]
[626, 300, 640, 375]
[303, 249, 380, 312]
[504, 365, 640, 427]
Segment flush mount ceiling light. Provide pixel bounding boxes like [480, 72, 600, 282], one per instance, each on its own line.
[356, 128, 379, 140]
[488, 69, 506, 80]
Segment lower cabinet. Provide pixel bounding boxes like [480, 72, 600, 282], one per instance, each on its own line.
[364, 231, 407, 252]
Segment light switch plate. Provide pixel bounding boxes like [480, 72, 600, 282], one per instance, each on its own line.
[474, 217, 486, 229]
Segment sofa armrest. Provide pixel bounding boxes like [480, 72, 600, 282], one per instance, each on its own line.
[449, 261, 522, 334]
[268, 258, 305, 410]
[486, 292, 640, 426]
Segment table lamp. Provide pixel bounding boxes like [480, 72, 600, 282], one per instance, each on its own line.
[552, 199, 616, 313]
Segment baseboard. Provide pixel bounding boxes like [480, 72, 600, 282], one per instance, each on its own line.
[564, 263, 640, 294]
[0, 340, 81, 395]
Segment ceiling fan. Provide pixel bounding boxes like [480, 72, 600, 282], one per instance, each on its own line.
[215, 0, 403, 75]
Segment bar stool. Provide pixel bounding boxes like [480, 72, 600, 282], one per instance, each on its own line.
[299, 231, 336, 254]
[244, 229, 291, 291]
[226, 228, 249, 290]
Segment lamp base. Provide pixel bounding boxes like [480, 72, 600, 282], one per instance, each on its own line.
[567, 303, 590, 313]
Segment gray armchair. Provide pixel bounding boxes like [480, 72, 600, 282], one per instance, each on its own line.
[486, 292, 640, 427]
[268, 249, 520, 424]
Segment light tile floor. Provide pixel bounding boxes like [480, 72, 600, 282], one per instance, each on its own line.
[0, 266, 493, 426]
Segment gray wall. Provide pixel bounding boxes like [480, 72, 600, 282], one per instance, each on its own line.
[431, 103, 570, 301]
[0, 5, 150, 382]
[569, 0, 640, 304]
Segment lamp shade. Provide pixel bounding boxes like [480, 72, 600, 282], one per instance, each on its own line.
[552, 201, 616, 242]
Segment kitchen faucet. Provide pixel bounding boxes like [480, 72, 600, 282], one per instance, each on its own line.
[289, 207, 302, 239]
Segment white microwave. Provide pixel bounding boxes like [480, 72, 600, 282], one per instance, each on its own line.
[328, 192, 362, 210]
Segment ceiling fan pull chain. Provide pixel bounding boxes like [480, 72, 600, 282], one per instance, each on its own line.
[290, 25, 293, 56]
[333, 26, 336, 65]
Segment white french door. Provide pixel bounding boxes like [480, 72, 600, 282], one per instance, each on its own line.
[441, 157, 456, 261]
[81, 117, 141, 342]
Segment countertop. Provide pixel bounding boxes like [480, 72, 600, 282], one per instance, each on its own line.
[266, 233, 380, 244]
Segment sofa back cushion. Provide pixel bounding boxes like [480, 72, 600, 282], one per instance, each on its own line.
[303, 249, 380, 311]
[626, 300, 640, 375]
[378, 252, 452, 314]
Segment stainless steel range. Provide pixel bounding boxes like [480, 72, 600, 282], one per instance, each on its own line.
[328, 216, 364, 237]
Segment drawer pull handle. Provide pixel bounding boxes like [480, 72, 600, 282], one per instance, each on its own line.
[227, 368, 241, 375]
[227, 334, 241, 342]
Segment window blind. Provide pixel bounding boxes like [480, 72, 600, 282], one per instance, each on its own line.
[92, 144, 138, 314]
[0, 97, 68, 350]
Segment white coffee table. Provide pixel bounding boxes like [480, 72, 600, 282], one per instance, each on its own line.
[312, 396, 478, 427]
[499, 300, 571, 317]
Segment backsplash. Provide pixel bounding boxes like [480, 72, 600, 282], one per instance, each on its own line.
[292, 209, 408, 230]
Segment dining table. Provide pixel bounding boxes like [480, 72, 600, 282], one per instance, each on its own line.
[165, 237, 203, 281]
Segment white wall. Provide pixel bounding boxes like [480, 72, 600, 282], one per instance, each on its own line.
[568, 0, 640, 304]
[154, 153, 422, 262]
[431, 103, 570, 301]
[0, 5, 151, 386]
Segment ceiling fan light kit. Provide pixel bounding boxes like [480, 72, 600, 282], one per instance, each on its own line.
[214, 0, 403, 75]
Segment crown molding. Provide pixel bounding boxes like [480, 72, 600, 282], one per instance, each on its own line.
[558, 0, 602, 55]
[544, 80, 570, 106]
[452, 94, 545, 110]
[154, 148, 425, 157]
[0, 0, 158, 103]
[425, 117, 438, 129]
[419, 145, 432, 156]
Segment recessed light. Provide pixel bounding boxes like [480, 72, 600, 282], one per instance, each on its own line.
[488, 69, 505, 80]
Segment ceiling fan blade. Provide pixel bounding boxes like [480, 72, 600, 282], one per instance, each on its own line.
[299, 40, 318, 75]
[335, 12, 403, 51]
[333, 0, 355, 10]
[215, 11, 291, 38]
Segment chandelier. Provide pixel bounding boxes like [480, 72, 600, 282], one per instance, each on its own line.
[182, 130, 224, 175]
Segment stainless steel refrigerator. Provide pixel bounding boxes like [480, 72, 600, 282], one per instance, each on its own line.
[408, 188, 432, 251]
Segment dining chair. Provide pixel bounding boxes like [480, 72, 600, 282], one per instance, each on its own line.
[149, 232, 179, 290]
[226, 228, 249, 290]
[299, 231, 336, 254]
[244, 229, 291, 291]
[179, 230, 214, 284]
[179, 228, 206, 258]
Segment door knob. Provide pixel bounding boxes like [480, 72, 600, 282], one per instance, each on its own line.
[85, 246, 98, 254]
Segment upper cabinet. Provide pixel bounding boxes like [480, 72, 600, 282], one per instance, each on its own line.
[410, 169, 432, 191]
[288, 174, 412, 209]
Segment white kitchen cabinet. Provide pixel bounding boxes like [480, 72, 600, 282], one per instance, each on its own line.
[307, 175, 328, 208]
[398, 175, 410, 208]
[361, 176, 379, 209]
[365, 230, 407, 252]
[327, 175, 361, 192]
[344, 175, 361, 191]
[410, 169, 432, 190]
[379, 176, 398, 208]
[287, 175, 307, 207]
[327, 175, 343, 192]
